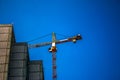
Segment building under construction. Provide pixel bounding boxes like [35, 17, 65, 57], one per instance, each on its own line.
[0, 24, 44, 80]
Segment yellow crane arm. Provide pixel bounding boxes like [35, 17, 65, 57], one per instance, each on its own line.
[28, 33, 82, 48]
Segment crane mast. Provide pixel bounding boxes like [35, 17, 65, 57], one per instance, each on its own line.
[51, 32, 57, 80]
[28, 32, 82, 80]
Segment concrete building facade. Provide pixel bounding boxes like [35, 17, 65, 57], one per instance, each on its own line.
[0, 24, 44, 80]
[0, 24, 15, 80]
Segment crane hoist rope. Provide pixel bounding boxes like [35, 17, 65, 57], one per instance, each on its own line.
[28, 32, 82, 80]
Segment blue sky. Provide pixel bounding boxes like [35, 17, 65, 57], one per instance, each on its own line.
[0, 0, 120, 80]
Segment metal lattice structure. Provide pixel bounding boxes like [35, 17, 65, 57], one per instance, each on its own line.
[28, 32, 82, 80]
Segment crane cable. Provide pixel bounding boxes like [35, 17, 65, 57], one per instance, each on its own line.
[56, 33, 70, 38]
[27, 32, 72, 43]
[27, 33, 51, 43]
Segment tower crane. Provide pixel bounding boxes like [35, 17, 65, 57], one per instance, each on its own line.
[28, 32, 82, 80]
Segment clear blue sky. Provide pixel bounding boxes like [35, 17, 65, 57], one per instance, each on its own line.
[0, 0, 120, 80]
